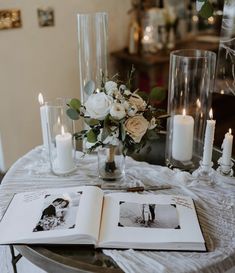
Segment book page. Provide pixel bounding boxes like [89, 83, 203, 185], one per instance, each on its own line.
[0, 186, 103, 244]
[99, 193, 205, 250]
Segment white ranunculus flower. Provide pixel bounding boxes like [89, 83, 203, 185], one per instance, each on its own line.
[127, 104, 138, 117]
[85, 92, 113, 120]
[105, 81, 118, 96]
[148, 117, 157, 129]
[110, 103, 126, 120]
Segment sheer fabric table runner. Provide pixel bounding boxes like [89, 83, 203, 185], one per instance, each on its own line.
[0, 146, 235, 273]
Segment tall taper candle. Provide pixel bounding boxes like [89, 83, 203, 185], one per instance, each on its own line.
[202, 109, 216, 166]
[221, 129, 233, 166]
[38, 93, 49, 149]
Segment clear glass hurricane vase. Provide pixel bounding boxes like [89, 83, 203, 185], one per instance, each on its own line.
[46, 100, 77, 176]
[166, 49, 216, 170]
[77, 12, 108, 103]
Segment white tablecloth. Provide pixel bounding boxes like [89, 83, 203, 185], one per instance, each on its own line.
[0, 146, 235, 273]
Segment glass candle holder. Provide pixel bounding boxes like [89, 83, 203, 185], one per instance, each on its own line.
[166, 49, 216, 170]
[46, 100, 77, 176]
[77, 12, 108, 151]
[77, 12, 108, 103]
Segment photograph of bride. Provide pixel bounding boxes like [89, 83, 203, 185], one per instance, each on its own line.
[33, 191, 82, 232]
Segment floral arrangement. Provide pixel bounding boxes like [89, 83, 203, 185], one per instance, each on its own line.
[67, 69, 166, 156]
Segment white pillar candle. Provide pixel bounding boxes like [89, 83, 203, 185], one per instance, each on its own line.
[38, 93, 49, 149]
[221, 129, 233, 166]
[55, 126, 74, 172]
[202, 109, 216, 166]
[172, 109, 194, 161]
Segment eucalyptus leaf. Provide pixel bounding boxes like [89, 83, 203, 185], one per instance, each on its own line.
[87, 129, 97, 143]
[120, 122, 126, 142]
[101, 127, 110, 142]
[150, 87, 166, 101]
[69, 98, 81, 110]
[66, 108, 80, 120]
[84, 80, 95, 95]
[198, 0, 213, 18]
[84, 118, 100, 126]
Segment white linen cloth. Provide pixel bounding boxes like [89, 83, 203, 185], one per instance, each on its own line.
[0, 146, 235, 273]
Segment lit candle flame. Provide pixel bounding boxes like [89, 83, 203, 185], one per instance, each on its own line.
[38, 93, 44, 105]
[61, 126, 65, 135]
[57, 117, 61, 124]
[209, 108, 213, 120]
[196, 99, 201, 108]
[229, 128, 232, 134]
[182, 108, 186, 116]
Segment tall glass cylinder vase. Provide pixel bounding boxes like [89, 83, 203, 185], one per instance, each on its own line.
[166, 49, 216, 170]
[77, 12, 108, 102]
[47, 99, 77, 176]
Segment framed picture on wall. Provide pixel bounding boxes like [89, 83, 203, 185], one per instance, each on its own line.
[0, 9, 22, 30]
[37, 7, 54, 27]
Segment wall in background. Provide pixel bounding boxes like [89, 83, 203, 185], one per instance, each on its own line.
[0, 0, 131, 169]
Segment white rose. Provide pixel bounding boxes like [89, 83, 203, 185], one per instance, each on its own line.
[105, 81, 118, 96]
[129, 94, 147, 111]
[125, 115, 149, 143]
[110, 103, 126, 120]
[148, 117, 157, 129]
[85, 92, 113, 120]
[127, 104, 138, 117]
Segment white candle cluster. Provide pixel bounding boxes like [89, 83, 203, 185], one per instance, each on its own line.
[172, 107, 234, 168]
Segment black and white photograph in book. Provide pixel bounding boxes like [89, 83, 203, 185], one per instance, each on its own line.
[118, 202, 180, 229]
[33, 191, 82, 232]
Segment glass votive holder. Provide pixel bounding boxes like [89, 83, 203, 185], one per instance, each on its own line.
[165, 49, 216, 171]
[46, 100, 77, 176]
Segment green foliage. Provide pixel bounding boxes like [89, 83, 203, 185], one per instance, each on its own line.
[126, 65, 135, 90]
[120, 121, 126, 142]
[87, 129, 97, 143]
[66, 108, 80, 120]
[84, 118, 100, 126]
[69, 98, 81, 111]
[101, 115, 112, 142]
[84, 80, 95, 95]
[150, 87, 166, 101]
[198, 0, 214, 19]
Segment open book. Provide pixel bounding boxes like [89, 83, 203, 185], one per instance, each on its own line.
[0, 186, 206, 251]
